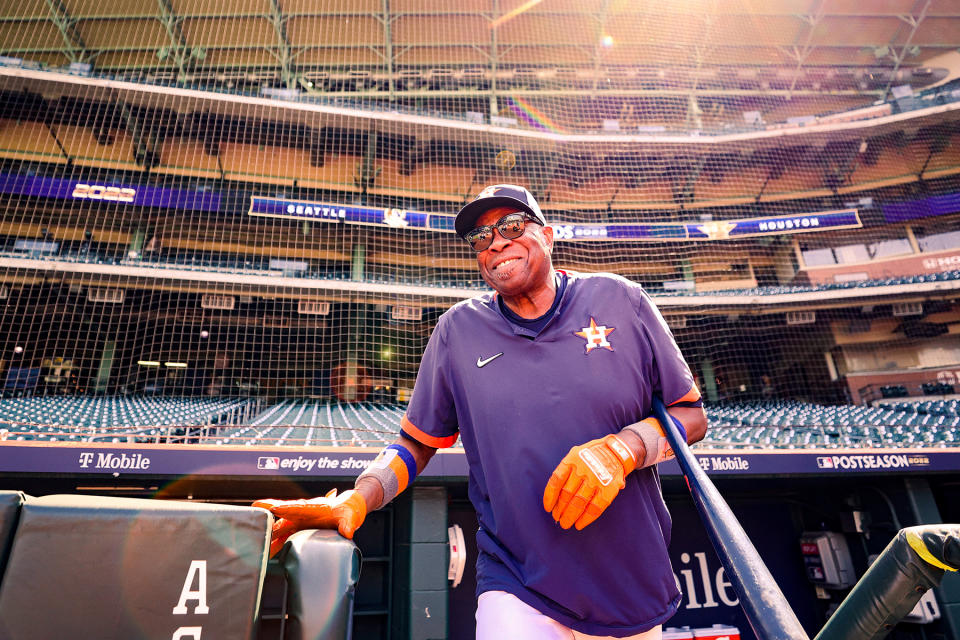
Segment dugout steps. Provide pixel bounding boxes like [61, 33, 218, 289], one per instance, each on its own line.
[1, 396, 960, 449]
[0, 491, 360, 640]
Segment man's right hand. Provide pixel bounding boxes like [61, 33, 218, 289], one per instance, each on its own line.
[253, 488, 368, 556]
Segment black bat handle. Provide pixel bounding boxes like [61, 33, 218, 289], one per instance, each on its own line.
[652, 397, 809, 640]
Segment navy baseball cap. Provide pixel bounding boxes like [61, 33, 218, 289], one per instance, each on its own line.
[455, 184, 547, 238]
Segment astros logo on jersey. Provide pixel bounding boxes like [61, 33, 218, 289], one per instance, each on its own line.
[575, 317, 615, 354]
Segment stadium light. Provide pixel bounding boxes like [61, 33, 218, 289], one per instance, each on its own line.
[164, 362, 188, 368]
[137, 360, 160, 367]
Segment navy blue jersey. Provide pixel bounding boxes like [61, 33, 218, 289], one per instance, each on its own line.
[402, 272, 699, 637]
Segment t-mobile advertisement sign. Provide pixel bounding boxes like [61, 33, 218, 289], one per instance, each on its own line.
[0, 446, 956, 477]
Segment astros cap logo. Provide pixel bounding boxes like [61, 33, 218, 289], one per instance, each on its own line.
[476, 185, 501, 199]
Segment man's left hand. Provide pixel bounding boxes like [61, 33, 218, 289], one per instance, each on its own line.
[253, 488, 367, 556]
[543, 434, 636, 530]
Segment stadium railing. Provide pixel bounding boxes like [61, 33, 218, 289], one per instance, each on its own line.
[3, 246, 959, 297]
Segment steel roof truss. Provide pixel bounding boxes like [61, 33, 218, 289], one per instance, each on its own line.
[156, 0, 191, 83]
[882, 0, 931, 99]
[44, 0, 91, 64]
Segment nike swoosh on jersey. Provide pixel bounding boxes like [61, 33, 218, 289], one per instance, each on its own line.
[476, 352, 504, 368]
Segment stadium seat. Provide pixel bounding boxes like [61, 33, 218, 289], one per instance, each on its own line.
[759, 164, 830, 202]
[844, 146, 922, 192]
[0, 396, 254, 443]
[922, 382, 954, 396]
[923, 132, 960, 179]
[154, 139, 222, 179]
[697, 398, 960, 450]
[54, 125, 141, 172]
[0, 119, 67, 164]
[373, 159, 475, 202]
[880, 385, 910, 399]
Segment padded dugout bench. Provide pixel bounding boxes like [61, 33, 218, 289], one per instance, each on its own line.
[0, 493, 360, 640]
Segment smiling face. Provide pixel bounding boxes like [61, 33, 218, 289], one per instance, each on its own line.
[473, 206, 555, 301]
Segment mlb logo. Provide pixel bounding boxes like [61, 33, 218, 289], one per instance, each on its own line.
[258, 457, 280, 470]
[816, 456, 834, 469]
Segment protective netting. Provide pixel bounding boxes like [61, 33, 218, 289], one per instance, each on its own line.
[1, 2, 960, 443]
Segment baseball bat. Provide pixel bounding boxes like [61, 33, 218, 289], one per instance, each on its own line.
[652, 396, 808, 640]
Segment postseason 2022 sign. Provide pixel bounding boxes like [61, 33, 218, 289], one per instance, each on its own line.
[0, 444, 954, 479]
[248, 195, 861, 242]
[0, 172, 220, 212]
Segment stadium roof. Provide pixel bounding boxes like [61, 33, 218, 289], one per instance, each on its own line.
[1, 0, 959, 100]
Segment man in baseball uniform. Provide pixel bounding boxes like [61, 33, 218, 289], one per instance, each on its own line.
[256, 184, 708, 639]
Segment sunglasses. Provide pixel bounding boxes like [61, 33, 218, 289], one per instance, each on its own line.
[464, 213, 540, 252]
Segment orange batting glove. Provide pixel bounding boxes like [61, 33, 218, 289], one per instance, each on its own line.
[543, 434, 636, 531]
[264, 516, 299, 557]
[253, 488, 367, 555]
